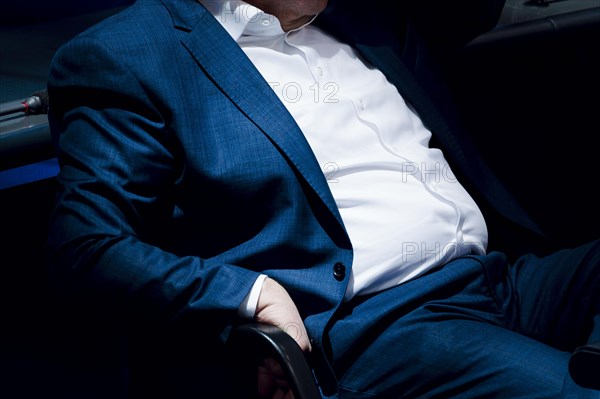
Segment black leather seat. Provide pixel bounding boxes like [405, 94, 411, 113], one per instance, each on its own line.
[569, 343, 600, 391]
[227, 323, 321, 399]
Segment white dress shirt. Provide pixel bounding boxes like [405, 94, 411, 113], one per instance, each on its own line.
[200, 0, 488, 314]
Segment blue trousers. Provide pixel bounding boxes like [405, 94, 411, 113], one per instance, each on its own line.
[326, 240, 600, 398]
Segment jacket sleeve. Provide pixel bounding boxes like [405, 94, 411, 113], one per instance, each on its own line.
[46, 34, 260, 331]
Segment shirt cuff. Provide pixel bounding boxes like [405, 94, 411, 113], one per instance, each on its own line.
[238, 274, 268, 319]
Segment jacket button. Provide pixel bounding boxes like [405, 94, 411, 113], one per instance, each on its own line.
[333, 262, 346, 281]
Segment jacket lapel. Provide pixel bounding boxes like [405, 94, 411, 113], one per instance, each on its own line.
[159, 0, 347, 232]
[316, 4, 543, 236]
[353, 43, 543, 236]
[159, 0, 542, 237]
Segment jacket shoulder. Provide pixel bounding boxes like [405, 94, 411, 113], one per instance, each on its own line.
[68, 0, 172, 48]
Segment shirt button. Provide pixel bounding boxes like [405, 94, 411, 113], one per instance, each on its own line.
[316, 66, 324, 76]
[333, 262, 346, 281]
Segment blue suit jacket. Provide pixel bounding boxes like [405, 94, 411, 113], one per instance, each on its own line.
[46, 0, 541, 392]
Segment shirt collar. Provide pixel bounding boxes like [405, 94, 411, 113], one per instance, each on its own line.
[198, 0, 317, 41]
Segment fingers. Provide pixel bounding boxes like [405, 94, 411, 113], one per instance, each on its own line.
[280, 321, 312, 353]
[257, 357, 295, 399]
[255, 278, 312, 352]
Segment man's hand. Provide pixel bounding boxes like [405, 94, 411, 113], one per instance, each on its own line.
[257, 357, 294, 399]
[255, 277, 312, 352]
[254, 278, 312, 399]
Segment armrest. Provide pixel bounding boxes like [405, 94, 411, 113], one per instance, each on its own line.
[227, 323, 322, 399]
[569, 342, 600, 391]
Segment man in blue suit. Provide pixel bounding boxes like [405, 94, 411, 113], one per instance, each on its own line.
[46, 0, 599, 397]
